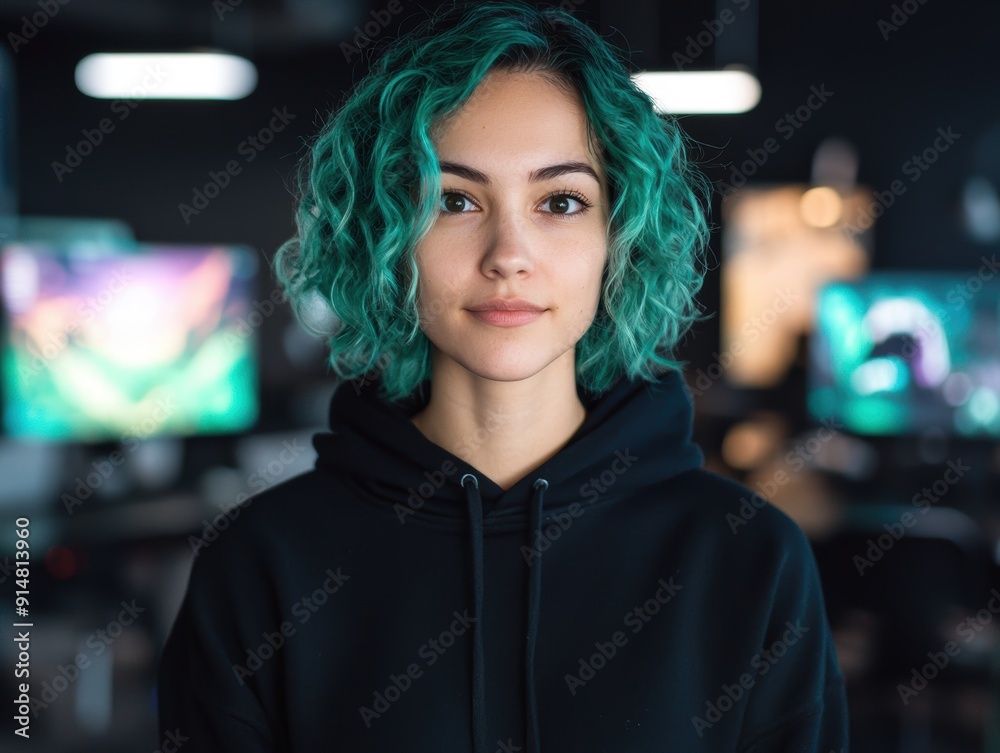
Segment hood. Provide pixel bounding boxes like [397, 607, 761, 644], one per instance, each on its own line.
[312, 367, 704, 753]
[313, 368, 703, 527]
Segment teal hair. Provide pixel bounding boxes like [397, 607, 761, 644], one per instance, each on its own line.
[272, 0, 713, 405]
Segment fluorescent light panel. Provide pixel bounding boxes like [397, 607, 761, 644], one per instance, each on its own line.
[75, 53, 257, 100]
[631, 70, 761, 115]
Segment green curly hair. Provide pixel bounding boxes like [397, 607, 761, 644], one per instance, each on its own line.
[271, 0, 713, 405]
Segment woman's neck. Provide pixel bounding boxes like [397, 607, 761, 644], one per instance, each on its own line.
[409, 353, 586, 491]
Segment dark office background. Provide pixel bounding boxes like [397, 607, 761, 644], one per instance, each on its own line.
[1, 0, 1000, 750]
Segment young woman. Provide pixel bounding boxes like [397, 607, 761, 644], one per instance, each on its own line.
[157, 1, 850, 751]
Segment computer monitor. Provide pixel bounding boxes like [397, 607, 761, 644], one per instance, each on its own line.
[0, 242, 260, 442]
[808, 270, 1000, 439]
[13, 215, 134, 245]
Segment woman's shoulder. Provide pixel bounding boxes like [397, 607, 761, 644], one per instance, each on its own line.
[662, 467, 820, 563]
[185, 469, 340, 572]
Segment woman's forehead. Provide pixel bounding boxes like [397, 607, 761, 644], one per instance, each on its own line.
[430, 73, 606, 184]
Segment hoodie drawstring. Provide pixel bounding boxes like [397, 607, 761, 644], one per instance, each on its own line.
[462, 473, 488, 753]
[461, 473, 547, 753]
[526, 478, 547, 753]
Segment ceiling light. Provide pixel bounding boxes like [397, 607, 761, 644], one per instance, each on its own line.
[631, 69, 761, 115]
[75, 52, 257, 100]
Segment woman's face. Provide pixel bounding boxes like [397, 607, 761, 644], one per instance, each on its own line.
[413, 70, 610, 383]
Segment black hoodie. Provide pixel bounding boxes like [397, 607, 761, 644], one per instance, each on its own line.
[157, 368, 850, 752]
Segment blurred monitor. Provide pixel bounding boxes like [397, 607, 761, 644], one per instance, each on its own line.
[13, 215, 134, 245]
[721, 183, 872, 387]
[0, 242, 260, 442]
[808, 271, 1000, 439]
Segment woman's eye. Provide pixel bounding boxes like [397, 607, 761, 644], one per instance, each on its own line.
[439, 191, 591, 215]
[542, 193, 589, 215]
[440, 191, 475, 214]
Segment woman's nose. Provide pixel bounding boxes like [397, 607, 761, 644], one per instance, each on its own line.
[478, 205, 537, 277]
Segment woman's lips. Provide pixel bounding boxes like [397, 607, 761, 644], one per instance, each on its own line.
[467, 309, 545, 326]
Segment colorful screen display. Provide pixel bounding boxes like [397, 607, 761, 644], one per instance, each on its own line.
[809, 270, 1000, 438]
[1, 243, 259, 441]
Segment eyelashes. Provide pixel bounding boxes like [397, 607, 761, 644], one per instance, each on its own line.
[439, 188, 595, 217]
[545, 190, 595, 212]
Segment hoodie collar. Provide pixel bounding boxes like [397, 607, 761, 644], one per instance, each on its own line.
[312, 368, 704, 527]
[312, 368, 703, 753]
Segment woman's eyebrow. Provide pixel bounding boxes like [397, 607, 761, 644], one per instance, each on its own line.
[439, 160, 601, 187]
